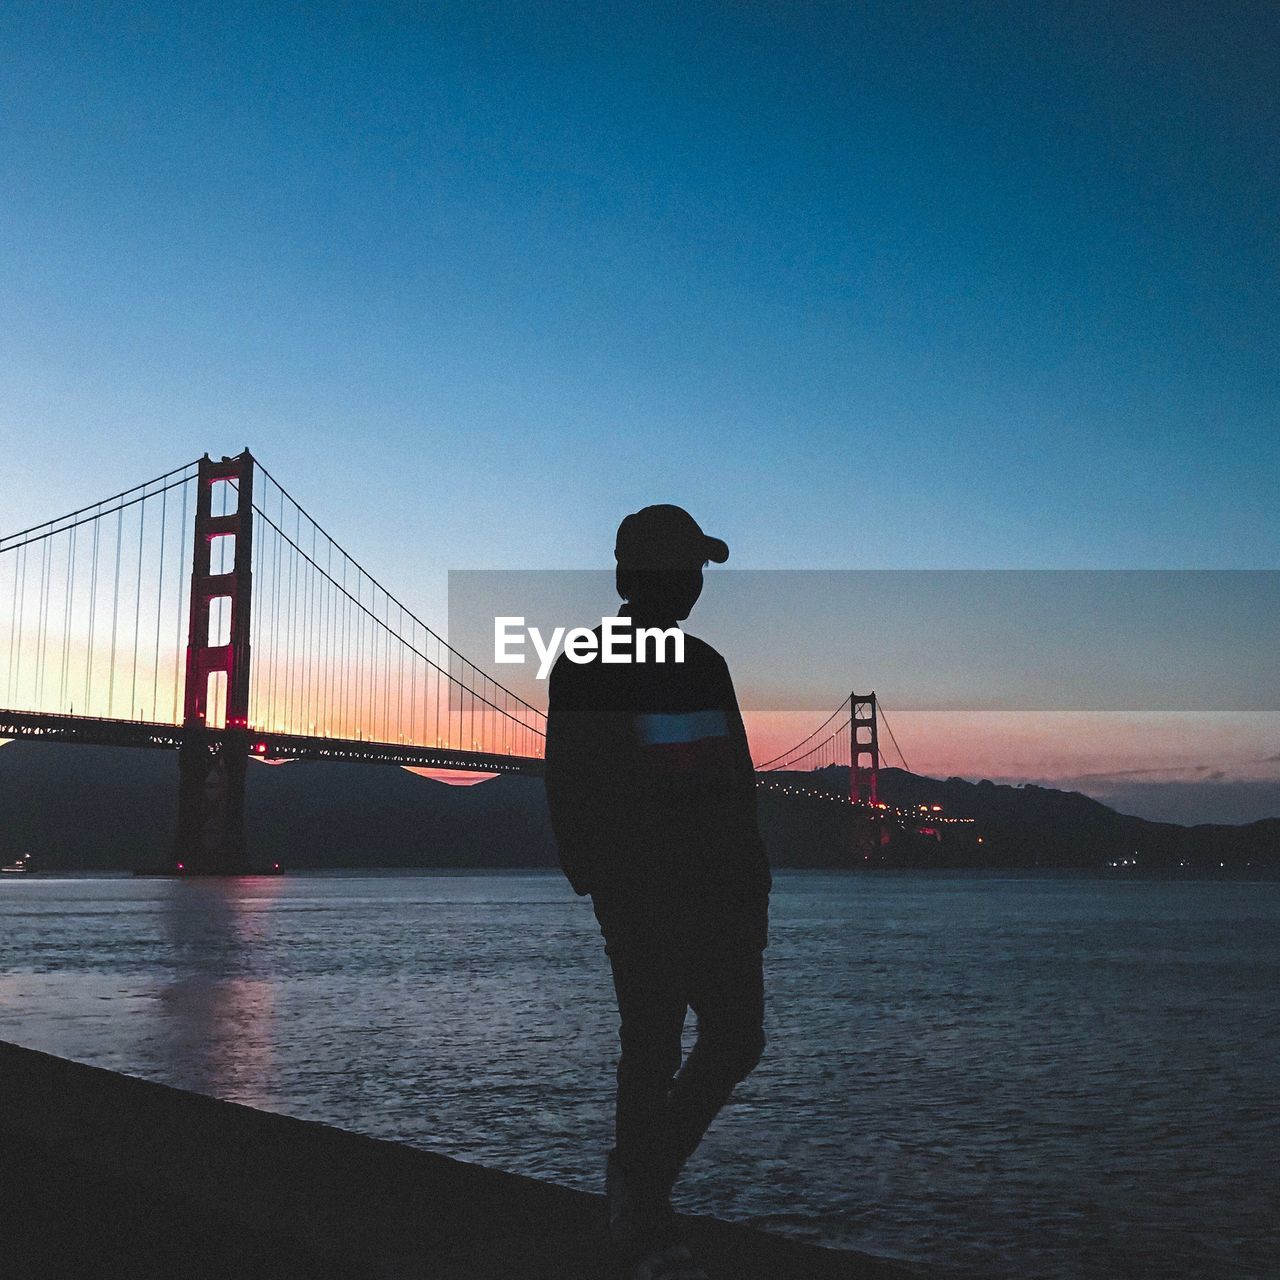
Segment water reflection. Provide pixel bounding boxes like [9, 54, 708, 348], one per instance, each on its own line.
[156, 877, 282, 1109]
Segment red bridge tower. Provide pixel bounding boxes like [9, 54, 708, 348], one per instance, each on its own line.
[850, 691, 879, 807]
[172, 451, 255, 872]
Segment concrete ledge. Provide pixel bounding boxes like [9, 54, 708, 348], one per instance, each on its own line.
[0, 1041, 919, 1279]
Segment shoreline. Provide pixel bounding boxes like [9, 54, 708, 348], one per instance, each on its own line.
[0, 1040, 919, 1279]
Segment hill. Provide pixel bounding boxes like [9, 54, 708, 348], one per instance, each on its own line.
[759, 766, 1278, 871]
[0, 741, 557, 872]
[0, 742, 1274, 872]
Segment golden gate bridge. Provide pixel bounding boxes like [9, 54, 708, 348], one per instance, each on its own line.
[0, 450, 918, 872]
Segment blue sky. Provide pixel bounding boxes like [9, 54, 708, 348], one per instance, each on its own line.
[1, 2, 1276, 816]
[3, 1, 1276, 574]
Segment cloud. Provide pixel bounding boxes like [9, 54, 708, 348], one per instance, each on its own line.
[1064, 764, 1217, 783]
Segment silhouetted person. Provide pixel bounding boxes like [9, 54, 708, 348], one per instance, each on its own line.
[545, 505, 771, 1280]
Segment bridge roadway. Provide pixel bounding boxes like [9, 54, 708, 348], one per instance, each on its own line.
[0, 707, 545, 777]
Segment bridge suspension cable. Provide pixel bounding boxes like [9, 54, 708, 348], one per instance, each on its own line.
[757, 717, 852, 774]
[1, 460, 200, 724]
[753, 701, 850, 772]
[0, 460, 200, 552]
[243, 461, 544, 758]
[876, 697, 911, 772]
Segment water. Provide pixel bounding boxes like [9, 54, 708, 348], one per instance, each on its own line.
[0, 870, 1275, 1279]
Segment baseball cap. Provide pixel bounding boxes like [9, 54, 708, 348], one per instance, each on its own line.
[614, 504, 729, 569]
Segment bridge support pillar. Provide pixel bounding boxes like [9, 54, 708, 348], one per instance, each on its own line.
[849, 691, 883, 862]
[174, 728, 249, 872]
[850, 692, 879, 806]
[172, 451, 255, 873]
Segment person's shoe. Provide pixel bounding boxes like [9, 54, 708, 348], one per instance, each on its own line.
[629, 1242, 709, 1280]
[606, 1152, 695, 1278]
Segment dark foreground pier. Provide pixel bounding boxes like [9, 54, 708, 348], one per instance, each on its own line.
[1, 1041, 917, 1280]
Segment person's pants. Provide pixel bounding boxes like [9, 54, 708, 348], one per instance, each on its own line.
[592, 885, 767, 1210]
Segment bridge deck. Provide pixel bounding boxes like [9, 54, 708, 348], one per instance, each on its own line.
[0, 708, 544, 776]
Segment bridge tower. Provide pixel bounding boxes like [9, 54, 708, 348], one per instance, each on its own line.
[850, 692, 879, 806]
[173, 451, 255, 873]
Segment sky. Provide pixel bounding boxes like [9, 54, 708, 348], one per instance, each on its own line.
[1, 2, 1276, 819]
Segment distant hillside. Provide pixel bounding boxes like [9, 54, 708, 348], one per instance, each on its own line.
[0, 742, 558, 871]
[760, 766, 1278, 871]
[0, 742, 1274, 872]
